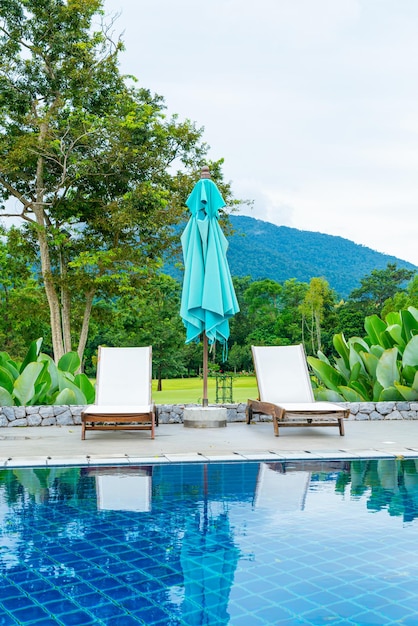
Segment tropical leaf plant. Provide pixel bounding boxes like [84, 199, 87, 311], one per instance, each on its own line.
[308, 307, 418, 402]
[0, 338, 95, 406]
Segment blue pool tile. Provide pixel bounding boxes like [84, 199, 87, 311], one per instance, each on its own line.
[106, 616, 144, 626]
[228, 614, 265, 625]
[350, 612, 391, 626]
[376, 602, 416, 621]
[0, 611, 18, 626]
[18, 578, 53, 594]
[132, 604, 173, 623]
[32, 589, 64, 604]
[88, 602, 127, 619]
[10, 605, 50, 623]
[104, 586, 140, 602]
[0, 584, 21, 600]
[79, 567, 106, 582]
[55, 610, 96, 625]
[25, 616, 59, 626]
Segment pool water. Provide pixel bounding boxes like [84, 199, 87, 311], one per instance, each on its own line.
[1, 459, 418, 625]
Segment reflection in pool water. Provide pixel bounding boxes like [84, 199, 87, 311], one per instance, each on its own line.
[0, 459, 418, 625]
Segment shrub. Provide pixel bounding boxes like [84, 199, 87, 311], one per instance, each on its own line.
[0, 338, 95, 406]
[308, 307, 418, 402]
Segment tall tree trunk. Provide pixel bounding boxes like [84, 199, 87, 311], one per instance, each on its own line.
[34, 126, 64, 362]
[59, 248, 72, 353]
[77, 289, 95, 370]
[314, 309, 321, 353]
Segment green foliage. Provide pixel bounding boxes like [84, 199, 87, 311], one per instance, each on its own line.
[0, 339, 95, 406]
[0, 0, 221, 363]
[308, 307, 418, 402]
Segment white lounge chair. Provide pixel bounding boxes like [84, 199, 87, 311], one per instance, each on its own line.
[246, 345, 348, 436]
[81, 346, 156, 439]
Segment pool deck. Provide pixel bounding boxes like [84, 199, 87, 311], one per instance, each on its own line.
[1, 420, 418, 467]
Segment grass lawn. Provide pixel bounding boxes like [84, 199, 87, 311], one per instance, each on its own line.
[152, 376, 258, 405]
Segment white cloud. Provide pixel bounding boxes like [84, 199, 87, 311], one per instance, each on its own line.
[103, 0, 418, 267]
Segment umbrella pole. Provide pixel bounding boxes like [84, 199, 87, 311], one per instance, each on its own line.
[203, 332, 209, 407]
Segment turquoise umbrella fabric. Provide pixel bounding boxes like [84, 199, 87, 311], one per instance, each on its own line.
[180, 177, 239, 354]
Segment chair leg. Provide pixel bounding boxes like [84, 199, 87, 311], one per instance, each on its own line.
[273, 415, 279, 436]
[338, 417, 345, 436]
[246, 403, 253, 424]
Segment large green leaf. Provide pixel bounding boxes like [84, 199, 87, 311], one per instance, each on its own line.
[370, 345, 385, 358]
[338, 386, 367, 402]
[39, 353, 59, 392]
[385, 311, 401, 327]
[0, 359, 19, 380]
[364, 315, 388, 346]
[394, 382, 418, 401]
[348, 361, 362, 384]
[58, 352, 81, 374]
[386, 324, 404, 348]
[33, 370, 53, 405]
[402, 335, 418, 368]
[348, 337, 370, 353]
[19, 337, 43, 373]
[349, 379, 372, 400]
[400, 309, 418, 343]
[0, 386, 14, 406]
[378, 386, 404, 401]
[0, 352, 18, 373]
[333, 333, 350, 368]
[372, 380, 384, 402]
[55, 388, 78, 405]
[407, 306, 418, 323]
[360, 351, 379, 379]
[314, 388, 345, 402]
[74, 374, 95, 404]
[376, 348, 400, 389]
[317, 350, 331, 365]
[307, 357, 346, 392]
[402, 365, 417, 385]
[348, 344, 367, 376]
[13, 362, 44, 406]
[57, 371, 87, 404]
[0, 366, 14, 394]
[334, 356, 350, 380]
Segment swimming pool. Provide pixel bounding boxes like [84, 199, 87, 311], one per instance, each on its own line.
[0, 459, 418, 625]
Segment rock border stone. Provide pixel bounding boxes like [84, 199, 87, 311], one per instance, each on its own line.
[0, 401, 418, 427]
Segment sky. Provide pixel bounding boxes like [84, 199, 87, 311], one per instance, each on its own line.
[103, 0, 418, 266]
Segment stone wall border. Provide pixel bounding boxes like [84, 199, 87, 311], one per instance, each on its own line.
[1, 402, 418, 427]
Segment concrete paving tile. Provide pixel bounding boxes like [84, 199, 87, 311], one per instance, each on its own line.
[238, 451, 286, 460]
[305, 451, 359, 459]
[202, 454, 246, 462]
[5, 457, 49, 467]
[125, 456, 170, 464]
[163, 453, 206, 462]
[348, 449, 396, 458]
[46, 456, 90, 467]
[85, 456, 131, 465]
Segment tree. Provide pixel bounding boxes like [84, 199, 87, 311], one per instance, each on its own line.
[0, 0, 212, 363]
[275, 278, 308, 346]
[349, 263, 415, 312]
[0, 226, 49, 356]
[299, 277, 337, 355]
[243, 279, 282, 346]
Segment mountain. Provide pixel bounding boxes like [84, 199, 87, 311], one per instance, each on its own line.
[225, 215, 417, 298]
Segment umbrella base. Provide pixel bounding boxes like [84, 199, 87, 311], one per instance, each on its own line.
[183, 406, 227, 428]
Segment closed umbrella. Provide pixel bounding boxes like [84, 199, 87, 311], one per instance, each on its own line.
[180, 167, 239, 406]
